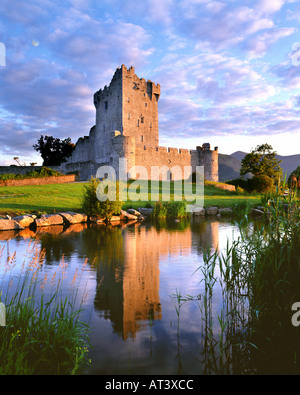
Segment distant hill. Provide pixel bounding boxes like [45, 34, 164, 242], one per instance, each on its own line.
[218, 151, 300, 182]
[218, 153, 242, 182]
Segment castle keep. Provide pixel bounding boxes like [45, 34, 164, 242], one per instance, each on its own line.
[63, 65, 218, 182]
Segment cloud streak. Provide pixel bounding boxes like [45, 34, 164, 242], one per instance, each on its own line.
[0, 0, 299, 164]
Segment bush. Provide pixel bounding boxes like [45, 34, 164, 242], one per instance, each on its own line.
[153, 200, 187, 219]
[227, 175, 273, 193]
[81, 178, 123, 220]
[247, 175, 273, 193]
[236, 186, 245, 195]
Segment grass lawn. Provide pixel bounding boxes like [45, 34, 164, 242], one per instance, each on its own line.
[0, 181, 262, 216]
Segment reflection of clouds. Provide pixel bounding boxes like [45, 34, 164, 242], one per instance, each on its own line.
[0, 219, 251, 373]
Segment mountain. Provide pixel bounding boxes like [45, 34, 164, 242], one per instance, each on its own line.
[218, 151, 300, 182]
[218, 153, 242, 182]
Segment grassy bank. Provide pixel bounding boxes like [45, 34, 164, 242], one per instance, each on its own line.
[0, 181, 261, 216]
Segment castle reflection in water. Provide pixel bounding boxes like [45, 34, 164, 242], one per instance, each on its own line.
[0, 218, 221, 341]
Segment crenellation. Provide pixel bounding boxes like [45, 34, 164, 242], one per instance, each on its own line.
[167, 147, 178, 154]
[64, 65, 218, 182]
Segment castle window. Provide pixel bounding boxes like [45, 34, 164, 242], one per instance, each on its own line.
[145, 103, 147, 107]
[141, 117, 144, 123]
[128, 113, 130, 119]
[141, 136, 144, 142]
[105, 101, 108, 110]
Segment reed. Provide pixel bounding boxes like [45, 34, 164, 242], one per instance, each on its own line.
[173, 181, 300, 374]
[0, 245, 91, 375]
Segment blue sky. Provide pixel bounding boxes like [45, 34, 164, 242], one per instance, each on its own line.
[1, 0, 300, 165]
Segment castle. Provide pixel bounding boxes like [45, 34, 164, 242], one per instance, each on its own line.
[62, 65, 218, 182]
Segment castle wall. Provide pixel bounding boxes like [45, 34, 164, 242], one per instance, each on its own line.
[134, 144, 218, 182]
[121, 65, 160, 147]
[93, 69, 123, 163]
[63, 65, 219, 183]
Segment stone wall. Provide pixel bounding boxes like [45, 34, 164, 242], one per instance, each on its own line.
[0, 174, 77, 187]
[122, 65, 160, 148]
[134, 144, 219, 182]
[0, 165, 62, 176]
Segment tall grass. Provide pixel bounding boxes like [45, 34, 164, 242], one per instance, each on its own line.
[0, 243, 91, 375]
[173, 182, 300, 374]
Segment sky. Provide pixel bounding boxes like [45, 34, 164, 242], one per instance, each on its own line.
[1, 0, 300, 166]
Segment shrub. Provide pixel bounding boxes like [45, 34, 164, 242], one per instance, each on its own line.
[236, 186, 245, 195]
[153, 201, 168, 219]
[81, 177, 123, 220]
[247, 175, 273, 193]
[227, 176, 274, 193]
[153, 200, 187, 219]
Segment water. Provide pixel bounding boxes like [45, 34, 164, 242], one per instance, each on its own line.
[0, 217, 245, 374]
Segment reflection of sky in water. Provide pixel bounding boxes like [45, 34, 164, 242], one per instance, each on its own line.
[0, 219, 246, 374]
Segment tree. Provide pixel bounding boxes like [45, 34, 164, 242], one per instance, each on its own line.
[33, 135, 75, 166]
[240, 144, 282, 181]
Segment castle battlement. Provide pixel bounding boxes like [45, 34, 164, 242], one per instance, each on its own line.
[64, 65, 218, 182]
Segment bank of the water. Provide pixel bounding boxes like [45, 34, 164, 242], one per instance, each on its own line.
[0, 181, 261, 216]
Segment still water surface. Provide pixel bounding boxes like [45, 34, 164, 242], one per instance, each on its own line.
[0, 218, 244, 374]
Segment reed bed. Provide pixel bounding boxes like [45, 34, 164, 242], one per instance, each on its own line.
[173, 185, 300, 374]
[0, 242, 91, 375]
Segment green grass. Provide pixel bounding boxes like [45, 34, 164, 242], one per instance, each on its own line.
[0, 181, 261, 216]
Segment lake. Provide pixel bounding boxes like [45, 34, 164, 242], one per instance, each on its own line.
[0, 217, 249, 375]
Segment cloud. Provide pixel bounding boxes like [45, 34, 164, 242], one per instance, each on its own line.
[0, 0, 299, 163]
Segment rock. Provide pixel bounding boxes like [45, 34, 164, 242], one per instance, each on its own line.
[127, 208, 141, 216]
[12, 215, 35, 228]
[138, 207, 154, 216]
[109, 216, 121, 222]
[89, 216, 105, 223]
[120, 210, 138, 220]
[59, 212, 88, 225]
[218, 207, 234, 215]
[205, 206, 218, 216]
[186, 205, 205, 216]
[35, 214, 64, 227]
[0, 219, 24, 231]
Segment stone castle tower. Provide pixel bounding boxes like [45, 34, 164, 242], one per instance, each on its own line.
[63, 65, 218, 182]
